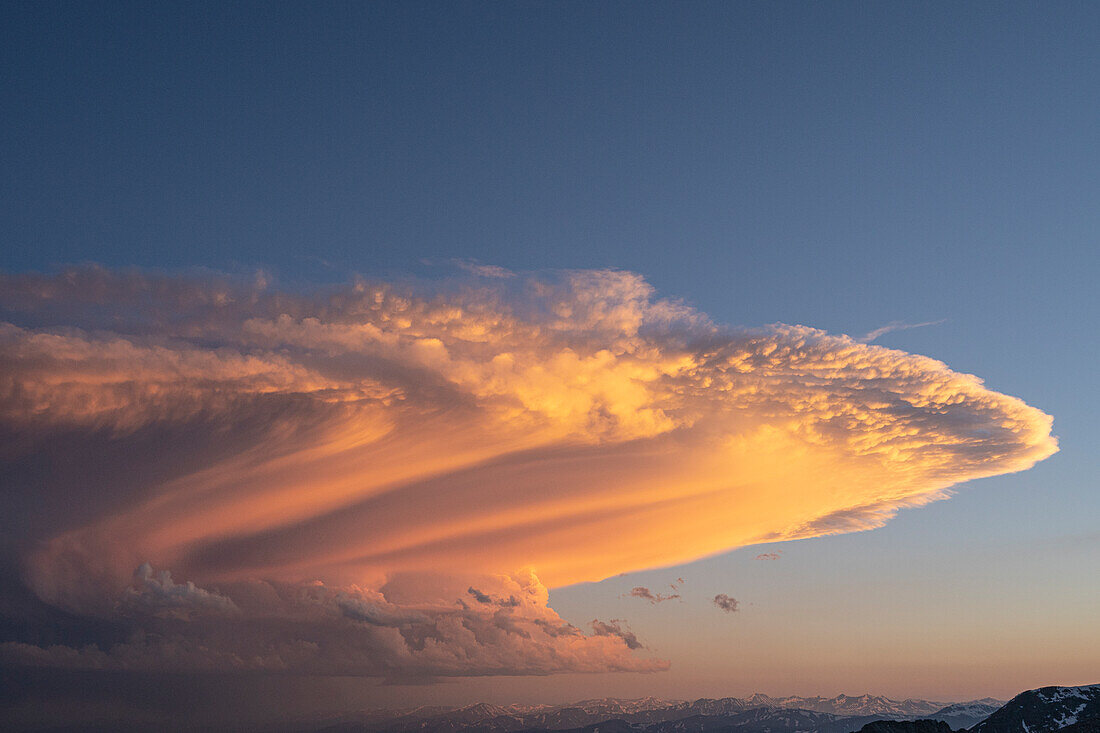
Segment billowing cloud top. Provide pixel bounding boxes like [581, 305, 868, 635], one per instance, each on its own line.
[0, 266, 1056, 677]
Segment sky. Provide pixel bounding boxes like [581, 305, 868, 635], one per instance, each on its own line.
[1, 1, 1098, 728]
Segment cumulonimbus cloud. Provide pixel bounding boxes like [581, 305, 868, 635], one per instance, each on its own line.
[0, 266, 1057, 676]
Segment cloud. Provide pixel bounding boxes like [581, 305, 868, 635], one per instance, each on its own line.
[465, 587, 521, 607]
[1, 569, 665, 677]
[121, 563, 238, 617]
[590, 619, 644, 650]
[713, 594, 740, 613]
[625, 586, 680, 604]
[859, 319, 947, 343]
[450, 259, 516, 279]
[755, 552, 781, 560]
[0, 266, 1057, 675]
[467, 587, 493, 604]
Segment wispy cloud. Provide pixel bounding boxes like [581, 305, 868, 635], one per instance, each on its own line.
[450, 259, 516, 278]
[858, 319, 947, 343]
[625, 586, 680, 604]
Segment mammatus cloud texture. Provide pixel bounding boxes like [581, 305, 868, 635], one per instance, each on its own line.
[0, 267, 1057, 676]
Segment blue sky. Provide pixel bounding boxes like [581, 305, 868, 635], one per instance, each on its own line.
[3, 2, 1096, 393]
[1, 0, 1097, 710]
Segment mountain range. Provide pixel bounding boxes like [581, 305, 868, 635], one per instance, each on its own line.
[304, 685, 1099, 733]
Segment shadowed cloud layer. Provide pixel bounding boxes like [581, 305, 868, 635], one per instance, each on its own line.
[2, 568, 659, 676]
[0, 266, 1057, 676]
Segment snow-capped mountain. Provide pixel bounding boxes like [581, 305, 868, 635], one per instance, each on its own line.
[927, 701, 1005, 729]
[742, 694, 952, 717]
[971, 685, 1100, 733]
[567, 697, 682, 716]
[618, 693, 960, 720]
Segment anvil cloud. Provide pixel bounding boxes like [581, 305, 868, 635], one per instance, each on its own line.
[0, 266, 1057, 676]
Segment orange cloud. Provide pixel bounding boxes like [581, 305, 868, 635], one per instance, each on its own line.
[0, 266, 1057, 675]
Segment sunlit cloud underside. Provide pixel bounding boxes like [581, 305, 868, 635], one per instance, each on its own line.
[0, 267, 1056, 678]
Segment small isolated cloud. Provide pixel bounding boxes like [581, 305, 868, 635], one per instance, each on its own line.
[755, 552, 782, 561]
[859, 319, 946, 343]
[590, 619, 643, 650]
[625, 586, 680, 604]
[713, 594, 740, 613]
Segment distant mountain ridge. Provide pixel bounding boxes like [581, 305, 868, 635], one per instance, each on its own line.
[306, 685, 1100, 733]
[737, 693, 952, 717]
[312, 693, 1001, 733]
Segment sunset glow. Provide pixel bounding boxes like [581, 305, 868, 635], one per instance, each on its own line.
[2, 3, 1096, 729]
[0, 267, 1057, 677]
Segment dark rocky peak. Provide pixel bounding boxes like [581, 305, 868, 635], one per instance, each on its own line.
[971, 685, 1100, 733]
[853, 721, 955, 733]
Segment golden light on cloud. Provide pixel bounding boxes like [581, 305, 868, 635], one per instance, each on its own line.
[0, 266, 1057, 677]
